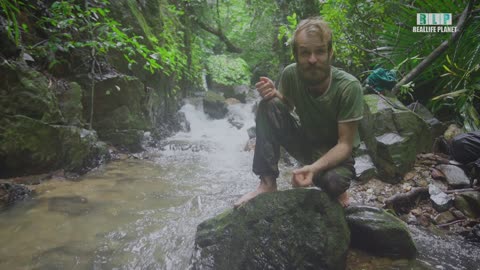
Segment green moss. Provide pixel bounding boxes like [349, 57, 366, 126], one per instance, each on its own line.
[206, 55, 251, 86]
[364, 94, 379, 113]
[194, 189, 350, 269]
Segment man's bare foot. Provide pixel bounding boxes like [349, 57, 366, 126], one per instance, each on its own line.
[234, 176, 277, 208]
[337, 191, 350, 208]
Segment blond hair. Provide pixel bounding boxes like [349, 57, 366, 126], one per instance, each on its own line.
[292, 17, 333, 60]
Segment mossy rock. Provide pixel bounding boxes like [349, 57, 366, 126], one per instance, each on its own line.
[454, 192, 480, 219]
[80, 73, 150, 150]
[100, 129, 145, 153]
[0, 61, 63, 123]
[203, 91, 228, 119]
[359, 95, 433, 182]
[192, 188, 350, 270]
[0, 115, 108, 178]
[346, 205, 417, 259]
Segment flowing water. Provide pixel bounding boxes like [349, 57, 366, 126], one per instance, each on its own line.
[0, 97, 479, 270]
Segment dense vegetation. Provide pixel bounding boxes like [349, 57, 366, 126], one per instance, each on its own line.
[1, 0, 479, 129]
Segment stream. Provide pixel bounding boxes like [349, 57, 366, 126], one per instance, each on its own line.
[0, 97, 479, 270]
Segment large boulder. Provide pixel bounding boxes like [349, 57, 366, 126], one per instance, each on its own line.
[203, 91, 228, 119]
[0, 115, 109, 178]
[407, 102, 445, 138]
[0, 61, 63, 123]
[223, 85, 249, 103]
[359, 95, 433, 183]
[454, 191, 480, 218]
[79, 73, 150, 151]
[192, 188, 350, 270]
[0, 61, 109, 178]
[345, 205, 417, 259]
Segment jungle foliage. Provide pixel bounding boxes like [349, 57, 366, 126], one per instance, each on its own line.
[322, 0, 479, 130]
[1, 0, 479, 129]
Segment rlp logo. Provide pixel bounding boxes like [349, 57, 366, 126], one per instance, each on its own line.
[417, 13, 452, 25]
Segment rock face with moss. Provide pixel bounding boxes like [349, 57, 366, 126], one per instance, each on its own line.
[79, 73, 150, 152]
[0, 61, 63, 123]
[1, 0, 191, 177]
[359, 94, 433, 183]
[0, 62, 108, 178]
[191, 188, 350, 270]
[345, 205, 417, 259]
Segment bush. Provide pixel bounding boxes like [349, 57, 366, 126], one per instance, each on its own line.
[206, 55, 251, 86]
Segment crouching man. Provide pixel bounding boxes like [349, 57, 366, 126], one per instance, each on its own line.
[235, 17, 364, 207]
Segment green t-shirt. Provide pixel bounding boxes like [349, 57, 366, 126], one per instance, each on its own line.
[279, 64, 364, 156]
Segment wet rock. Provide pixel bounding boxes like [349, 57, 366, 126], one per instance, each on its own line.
[407, 102, 445, 138]
[78, 73, 152, 151]
[247, 126, 256, 139]
[416, 214, 431, 227]
[101, 129, 145, 152]
[225, 98, 241, 105]
[433, 211, 456, 225]
[359, 95, 433, 183]
[454, 191, 480, 218]
[0, 115, 109, 178]
[48, 196, 91, 216]
[451, 209, 466, 219]
[374, 133, 412, 183]
[354, 154, 378, 182]
[405, 213, 418, 225]
[152, 111, 191, 142]
[0, 61, 63, 123]
[0, 182, 33, 209]
[431, 167, 446, 180]
[223, 85, 249, 103]
[227, 115, 244, 130]
[203, 91, 228, 119]
[353, 142, 369, 157]
[192, 188, 350, 270]
[435, 165, 471, 188]
[384, 187, 429, 214]
[429, 184, 453, 212]
[345, 205, 417, 259]
[464, 224, 480, 242]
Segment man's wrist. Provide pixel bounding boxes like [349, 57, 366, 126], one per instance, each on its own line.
[310, 162, 325, 176]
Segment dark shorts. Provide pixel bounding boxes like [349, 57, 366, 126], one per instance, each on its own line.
[252, 97, 355, 197]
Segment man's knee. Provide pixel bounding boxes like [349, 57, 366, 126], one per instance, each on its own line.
[314, 170, 352, 197]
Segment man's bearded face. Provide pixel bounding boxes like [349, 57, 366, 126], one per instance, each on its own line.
[295, 30, 332, 86]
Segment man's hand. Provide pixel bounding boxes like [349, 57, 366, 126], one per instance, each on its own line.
[291, 165, 315, 187]
[255, 77, 278, 100]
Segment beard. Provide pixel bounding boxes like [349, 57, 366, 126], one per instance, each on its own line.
[297, 63, 331, 86]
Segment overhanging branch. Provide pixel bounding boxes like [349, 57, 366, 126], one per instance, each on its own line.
[194, 19, 243, 53]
